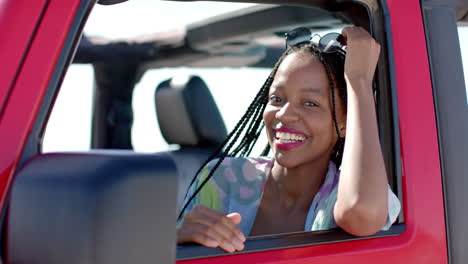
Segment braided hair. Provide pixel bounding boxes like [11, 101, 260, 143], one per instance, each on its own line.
[178, 42, 347, 220]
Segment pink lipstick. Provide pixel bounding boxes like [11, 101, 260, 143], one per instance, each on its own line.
[273, 126, 307, 151]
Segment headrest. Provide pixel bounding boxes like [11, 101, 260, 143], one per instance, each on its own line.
[155, 75, 227, 147]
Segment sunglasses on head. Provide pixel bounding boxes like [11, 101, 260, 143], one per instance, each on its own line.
[284, 27, 346, 53]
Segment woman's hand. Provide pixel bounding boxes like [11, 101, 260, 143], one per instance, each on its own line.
[177, 205, 246, 253]
[341, 26, 381, 85]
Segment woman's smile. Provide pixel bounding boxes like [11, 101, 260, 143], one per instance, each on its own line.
[273, 127, 308, 150]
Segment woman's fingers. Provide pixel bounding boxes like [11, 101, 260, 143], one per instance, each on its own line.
[195, 206, 246, 242]
[200, 223, 244, 252]
[192, 207, 245, 250]
[178, 220, 240, 253]
[189, 223, 239, 252]
[341, 26, 381, 84]
[177, 224, 219, 247]
[177, 205, 245, 252]
[227, 212, 242, 225]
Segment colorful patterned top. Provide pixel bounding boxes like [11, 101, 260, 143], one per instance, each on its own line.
[181, 157, 401, 236]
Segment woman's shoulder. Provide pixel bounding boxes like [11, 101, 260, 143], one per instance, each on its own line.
[204, 156, 273, 175]
[194, 156, 273, 208]
[200, 156, 273, 190]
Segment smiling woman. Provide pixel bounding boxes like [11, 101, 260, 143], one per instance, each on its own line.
[176, 27, 401, 252]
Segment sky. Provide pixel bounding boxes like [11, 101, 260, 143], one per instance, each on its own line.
[41, 0, 468, 153]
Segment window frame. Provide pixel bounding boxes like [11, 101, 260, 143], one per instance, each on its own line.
[175, 0, 406, 260]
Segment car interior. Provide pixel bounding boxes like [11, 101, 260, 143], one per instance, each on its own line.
[6, 0, 405, 263]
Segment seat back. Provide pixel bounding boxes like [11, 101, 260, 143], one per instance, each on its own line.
[155, 75, 227, 210]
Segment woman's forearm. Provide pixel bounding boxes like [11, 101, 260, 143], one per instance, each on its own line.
[334, 78, 389, 236]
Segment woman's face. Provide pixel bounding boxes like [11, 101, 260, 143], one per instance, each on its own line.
[263, 51, 346, 168]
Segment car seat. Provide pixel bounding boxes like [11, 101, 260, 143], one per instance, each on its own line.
[155, 75, 227, 211]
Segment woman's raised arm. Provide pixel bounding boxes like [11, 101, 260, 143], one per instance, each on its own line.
[333, 26, 389, 236]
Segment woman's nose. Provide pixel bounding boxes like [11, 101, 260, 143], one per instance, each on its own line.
[275, 102, 299, 122]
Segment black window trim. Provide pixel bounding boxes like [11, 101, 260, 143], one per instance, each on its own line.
[177, 224, 406, 260]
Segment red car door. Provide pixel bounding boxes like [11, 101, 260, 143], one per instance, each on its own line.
[0, 0, 91, 211]
[1, 0, 467, 263]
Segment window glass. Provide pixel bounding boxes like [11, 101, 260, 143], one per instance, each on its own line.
[458, 26, 468, 103]
[42, 65, 94, 152]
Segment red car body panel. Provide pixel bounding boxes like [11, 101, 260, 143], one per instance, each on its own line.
[0, 0, 46, 109]
[0, 0, 81, 208]
[0, 0, 449, 263]
[0, 0, 48, 111]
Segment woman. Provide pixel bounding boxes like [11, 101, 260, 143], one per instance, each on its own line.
[176, 26, 401, 253]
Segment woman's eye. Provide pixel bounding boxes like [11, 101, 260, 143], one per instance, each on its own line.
[304, 101, 318, 107]
[269, 96, 282, 103]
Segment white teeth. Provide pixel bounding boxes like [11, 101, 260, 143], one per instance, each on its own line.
[275, 131, 306, 142]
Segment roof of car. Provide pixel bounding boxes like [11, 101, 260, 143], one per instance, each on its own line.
[74, 4, 348, 68]
[81, 0, 467, 69]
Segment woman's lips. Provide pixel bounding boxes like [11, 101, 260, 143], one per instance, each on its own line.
[273, 126, 307, 151]
[273, 126, 306, 136]
[274, 139, 306, 150]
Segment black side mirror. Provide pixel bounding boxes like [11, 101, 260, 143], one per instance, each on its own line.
[7, 151, 177, 264]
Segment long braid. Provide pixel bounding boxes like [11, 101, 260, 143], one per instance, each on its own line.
[178, 79, 269, 218]
[321, 57, 343, 166]
[178, 55, 287, 220]
[178, 42, 348, 220]
[321, 50, 347, 166]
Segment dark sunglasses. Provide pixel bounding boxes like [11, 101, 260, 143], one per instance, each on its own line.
[284, 27, 346, 53]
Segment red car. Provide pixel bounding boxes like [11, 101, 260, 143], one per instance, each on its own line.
[0, 0, 467, 263]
